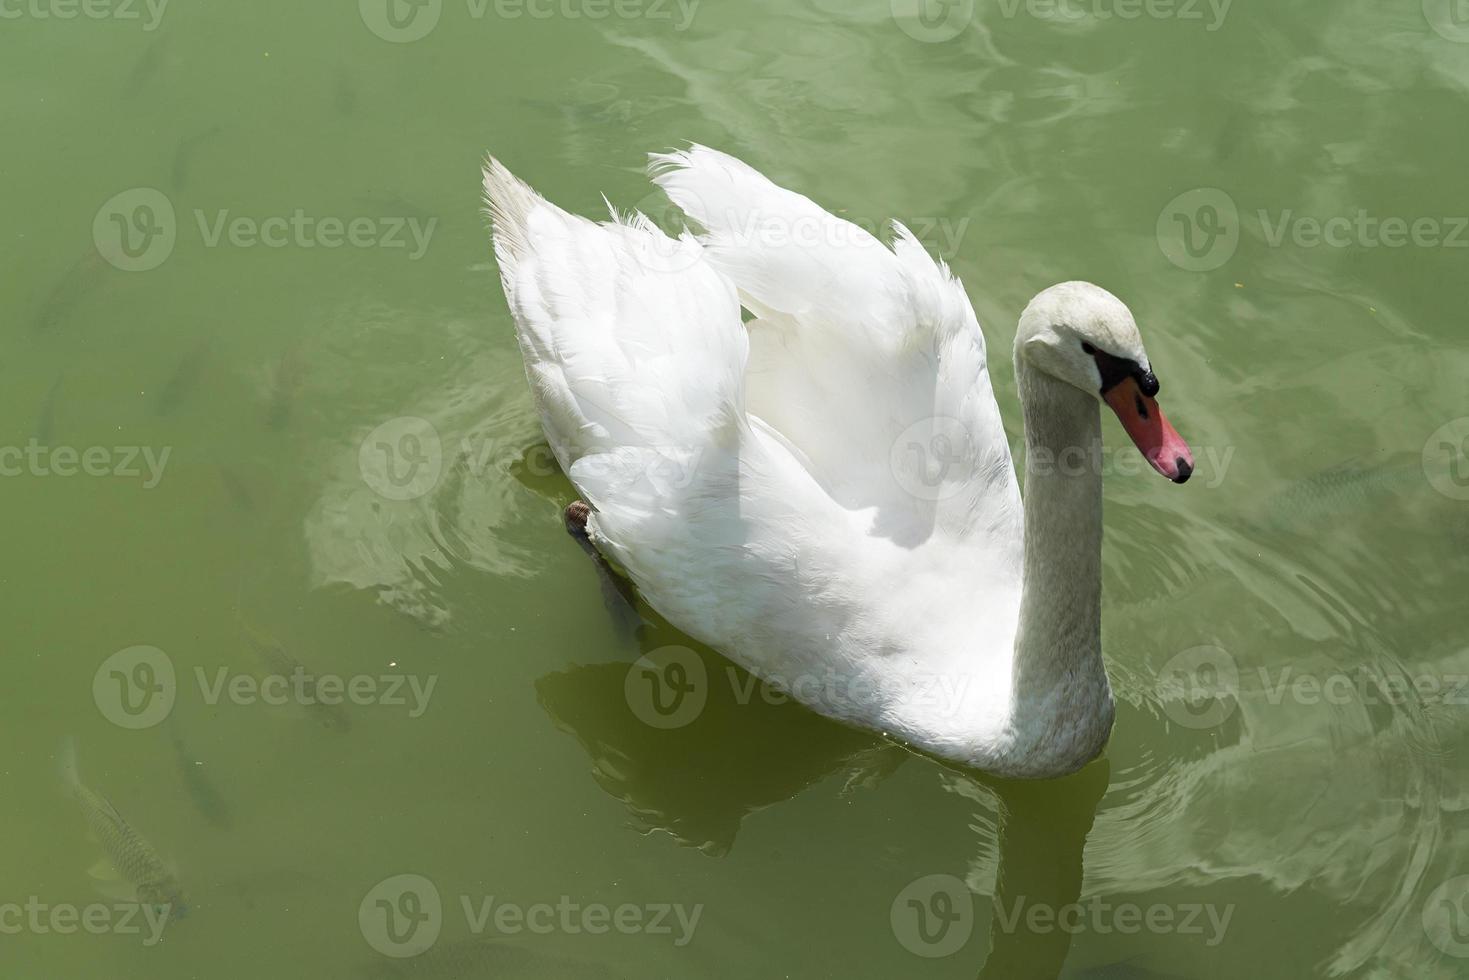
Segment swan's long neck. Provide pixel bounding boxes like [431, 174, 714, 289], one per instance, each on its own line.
[1009, 356, 1113, 764]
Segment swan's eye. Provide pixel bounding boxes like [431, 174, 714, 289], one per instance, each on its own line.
[1085, 343, 1154, 396]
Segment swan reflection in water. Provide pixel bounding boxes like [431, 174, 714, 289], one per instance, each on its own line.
[535, 612, 1112, 979]
[534, 589, 1460, 979]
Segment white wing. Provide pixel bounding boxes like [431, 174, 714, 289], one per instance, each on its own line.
[650, 145, 1022, 558]
[484, 151, 1022, 738]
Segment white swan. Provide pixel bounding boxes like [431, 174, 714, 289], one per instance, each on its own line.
[483, 146, 1193, 779]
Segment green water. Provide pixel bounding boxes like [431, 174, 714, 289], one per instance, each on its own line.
[4, 1, 1469, 977]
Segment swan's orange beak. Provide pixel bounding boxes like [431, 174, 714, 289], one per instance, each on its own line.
[1103, 377, 1194, 484]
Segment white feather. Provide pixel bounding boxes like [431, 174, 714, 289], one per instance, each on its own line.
[483, 148, 1154, 777]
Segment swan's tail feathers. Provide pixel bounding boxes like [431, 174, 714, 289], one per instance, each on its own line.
[480, 150, 750, 494]
[483, 155, 549, 284]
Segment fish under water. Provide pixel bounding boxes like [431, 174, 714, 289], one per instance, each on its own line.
[35, 251, 105, 332]
[239, 617, 351, 732]
[1255, 451, 1447, 532]
[1066, 958, 1192, 980]
[156, 337, 214, 414]
[59, 738, 188, 917]
[126, 33, 168, 94]
[166, 716, 233, 830]
[170, 126, 223, 191]
[362, 937, 620, 979]
[264, 345, 306, 430]
[355, 190, 438, 223]
[1212, 107, 1244, 163]
[334, 69, 359, 116]
[217, 464, 258, 514]
[33, 374, 64, 445]
[567, 510, 643, 644]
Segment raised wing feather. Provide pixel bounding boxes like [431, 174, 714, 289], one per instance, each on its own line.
[649, 145, 1022, 557]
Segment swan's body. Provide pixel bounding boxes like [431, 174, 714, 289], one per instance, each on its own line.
[484, 146, 1191, 778]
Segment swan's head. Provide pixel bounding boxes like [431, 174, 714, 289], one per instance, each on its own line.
[1017, 281, 1194, 484]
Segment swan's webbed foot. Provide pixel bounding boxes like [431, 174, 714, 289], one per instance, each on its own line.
[564, 500, 592, 538]
[562, 499, 643, 641]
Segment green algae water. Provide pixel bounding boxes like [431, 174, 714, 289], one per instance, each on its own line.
[3, 1, 1469, 977]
